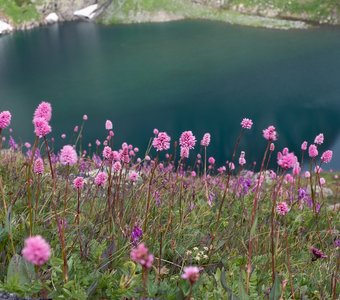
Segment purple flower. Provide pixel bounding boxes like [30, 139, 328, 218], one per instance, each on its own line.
[131, 225, 143, 246]
[310, 246, 327, 260]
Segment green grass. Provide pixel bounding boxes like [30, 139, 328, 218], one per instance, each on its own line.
[0, 0, 40, 24]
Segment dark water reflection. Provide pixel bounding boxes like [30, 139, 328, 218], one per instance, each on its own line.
[0, 21, 340, 169]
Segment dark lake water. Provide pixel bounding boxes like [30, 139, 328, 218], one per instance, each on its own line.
[1, 21, 340, 169]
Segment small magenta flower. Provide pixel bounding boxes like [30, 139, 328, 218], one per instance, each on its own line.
[310, 246, 327, 260]
[131, 225, 143, 246]
[113, 161, 122, 172]
[200, 133, 211, 147]
[153, 128, 159, 135]
[321, 150, 332, 163]
[301, 141, 308, 151]
[33, 158, 44, 175]
[152, 132, 171, 151]
[180, 131, 196, 149]
[60, 145, 77, 166]
[277, 149, 297, 169]
[73, 176, 84, 190]
[239, 151, 246, 166]
[241, 118, 253, 129]
[95, 171, 107, 186]
[308, 144, 318, 158]
[263, 125, 277, 141]
[102, 146, 112, 160]
[34, 102, 52, 122]
[314, 133, 324, 145]
[208, 157, 215, 164]
[22, 235, 51, 266]
[276, 202, 290, 215]
[129, 171, 138, 182]
[191, 171, 196, 177]
[105, 120, 113, 130]
[130, 243, 154, 269]
[182, 266, 200, 285]
[0, 111, 12, 129]
[33, 117, 52, 138]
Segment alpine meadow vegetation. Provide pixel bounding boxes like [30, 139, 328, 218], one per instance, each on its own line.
[0, 103, 339, 299]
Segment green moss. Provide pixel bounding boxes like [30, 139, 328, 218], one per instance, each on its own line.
[0, 0, 40, 24]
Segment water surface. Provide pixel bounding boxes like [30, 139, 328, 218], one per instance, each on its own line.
[1, 21, 340, 169]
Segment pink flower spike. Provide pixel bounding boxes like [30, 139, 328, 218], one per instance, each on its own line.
[180, 147, 189, 159]
[34, 102, 52, 122]
[321, 150, 332, 163]
[241, 118, 253, 129]
[277, 149, 297, 170]
[22, 235, 51, 266]
[301, 141, 308, 151]
[34, 158, 44, 175]
[105, 120, 113, 130]
[95, 171, 107, 186]
[270, 143, 275, 151]
[73, 176, 84, 190]
[83, 114, 88, 121]
[0, 111, 12, 129]
[200, 133, 211, 147]
[208, 157, 215, 165]
[276, 202, 290, 216]
[263, 125, 277, 141]
[182, 266, 200, 285]
[152, 132, 171, 151]
[130, 243, 154, 269]
[180, 131, 196, 149]
[33, 117, 51, 138]
[308, 144, 318, 158]
[314, 133, 324, 145]
[60, 145, 77, 166]
[129, 171, 139, 182]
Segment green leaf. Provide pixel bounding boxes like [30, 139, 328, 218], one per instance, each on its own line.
[7, 254, 35, 286]
[220, 268, 240, 300]
[238, 271, 249, 300]
[269, 273, 281, 300]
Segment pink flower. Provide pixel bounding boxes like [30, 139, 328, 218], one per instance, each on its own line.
[34, 158, 44, 175]
[83, 114, 88, 121]
[304, 171, 311, 178]
[239, 151, 246, 166]
[263, 125, 277, 141]
[95, 171, 107, 186]
[308, 144, 318, 158]
[180, 131, 196, 149]
[200, 133, 211, 147]
[321, 150, 332, 163]
[153, 128, 159, 135]
[292, 162, 301, 176]
[277, 150, 297, 169]
[314, 165, 322, 174]
[96, 139, 101, 146]
[301, 141, 308, 151]
[191, 171, 196, 177]
[105, 120, 113, 130]
[208, 157, 215, 164]
[0, 111, 12, 129]
[276, 202, 290, 216]
[24, 142, 31, 148]
[34, 102, 52, 122]
[102, 146, 112, 160]
[181, 266, 200, 285]
[61, 134, 66, 139]
[229, 162, 235, 170]
[180, 147, 189, 159]
[113, 161, 122, 172]
[22, 235, 51, 266]
[60, 145, 77, 166]
[130, 243, 154, 269]
[314, 133, 324, 145]
[73, 177, 84, 189]
[319, 177, 326, 185]
[241, 118, 253, 129]
[152, 132, 171, 151]
[74, 126, 78, 133]
[33, 117, 51, 138]
[129, 171, 139, 182]
[270, 143, 275, 151]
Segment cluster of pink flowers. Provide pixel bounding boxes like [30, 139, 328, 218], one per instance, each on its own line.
[241, 118, 253, 129]
[180, 146, 189, 159]
[152, 131, 171, 151]
[73, 176, 84, 190]
[130, 243, 154, 269]
[263, 125, 277, 141]
[277, 148, 298, 169]
[33, 158, 44, 175]
[301, 141, 308, 151]
[276, 202, 290, 216]
[33, 102, 52, 138]
[182, 266, 200, 285]
[129, 171, 139, 182]
[321, 150, 333, 163]
[60, 145, 78, 166]
[95, 171, 108, 186]
[179, 131, 196, 149]
[308, 144, 318, 158]
[314, 133, 324, 145]
[0, 111, 12, 129]
[22, 235, 51, 266]
[200, 133, 211, 147]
